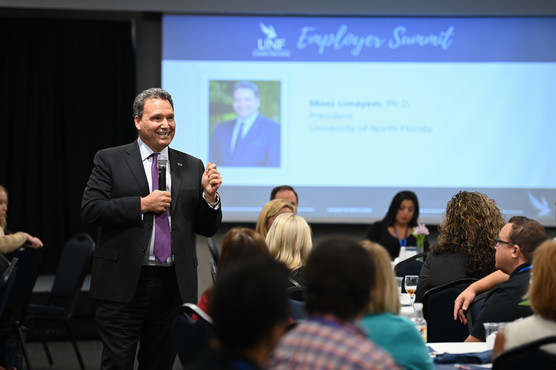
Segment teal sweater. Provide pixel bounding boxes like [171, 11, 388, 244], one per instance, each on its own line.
[361, 312, 434, 370]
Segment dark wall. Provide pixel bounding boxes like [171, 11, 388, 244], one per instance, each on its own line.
[0, 12, 137, 271]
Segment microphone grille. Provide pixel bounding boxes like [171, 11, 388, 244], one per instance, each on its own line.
[157, 154, 168, 169]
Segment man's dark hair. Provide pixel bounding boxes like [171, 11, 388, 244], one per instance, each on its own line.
[304, 237, 375, 321]
[211, 255, 290, 351]
[232, 81, 259, 98]
[508, 216, 547, 261]
[270, 185, 298, 203]
[133, 87, 174, 118]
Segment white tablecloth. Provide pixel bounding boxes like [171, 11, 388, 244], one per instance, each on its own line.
[429, 342, 488, 354]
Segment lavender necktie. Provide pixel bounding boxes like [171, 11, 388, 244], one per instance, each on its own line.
[151, 152, 171, 263]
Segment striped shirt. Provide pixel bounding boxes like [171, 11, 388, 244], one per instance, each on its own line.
[267, 315, 401, 370]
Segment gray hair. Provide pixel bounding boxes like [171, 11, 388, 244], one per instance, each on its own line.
[133, 88, 174, 118]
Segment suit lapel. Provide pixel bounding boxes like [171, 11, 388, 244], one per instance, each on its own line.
[124, 142, 150, 196]
[169, 149, 183, 213]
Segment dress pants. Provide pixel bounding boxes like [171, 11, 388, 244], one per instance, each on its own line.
[96, 266, 181, 370]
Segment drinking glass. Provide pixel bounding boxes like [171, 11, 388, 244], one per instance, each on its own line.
[484, 322, 507, 349]
[396, 277, 403, 295]
[404, 275, 419, 306]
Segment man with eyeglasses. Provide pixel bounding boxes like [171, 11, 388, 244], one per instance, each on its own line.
[463, 216, 547, 342]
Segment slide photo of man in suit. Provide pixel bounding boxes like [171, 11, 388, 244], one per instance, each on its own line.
[209, 80, 281, 167]
[81, 88, 222, 370]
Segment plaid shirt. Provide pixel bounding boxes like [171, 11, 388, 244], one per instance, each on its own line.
[267, 315, 401, 370]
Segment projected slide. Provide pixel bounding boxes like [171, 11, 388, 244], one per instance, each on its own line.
[163, 15, 556, 225]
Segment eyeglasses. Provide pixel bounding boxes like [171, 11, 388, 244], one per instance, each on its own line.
[494, 238, 514, 247]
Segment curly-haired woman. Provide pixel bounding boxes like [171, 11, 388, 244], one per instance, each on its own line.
[415, 191, 505, 302]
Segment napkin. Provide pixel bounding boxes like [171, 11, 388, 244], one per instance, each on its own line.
[434, 349, 492, 364]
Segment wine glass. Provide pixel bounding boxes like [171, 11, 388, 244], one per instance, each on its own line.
[404, 275, 419, 306]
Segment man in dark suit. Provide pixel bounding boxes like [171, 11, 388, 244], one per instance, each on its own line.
[81, 88, 222, 370]
[209, 81, 280, 167]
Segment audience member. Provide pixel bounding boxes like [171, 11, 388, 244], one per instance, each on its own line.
[0, 185, 43, 253]
[255, 199, 294, 238]
[492, 239, 556, 359]
[465, 216, 547, 342]
[188, 256, 290, 370]
[0, 186, 43, 370]
[197, 228, 269, 315]
[365, 190, 428, 260]
[209, 81, 280, 167]
[265, 213, 312, 288]
[453, 269, 509, 324]
[454, 196, 556, 321]
[267, 237, 400, 370]
[360, 241, 434, 370]
[270, 185, 298, 213]
[415, 191, 505, 302]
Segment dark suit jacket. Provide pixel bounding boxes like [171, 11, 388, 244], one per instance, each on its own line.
[81, 141, 222, 304]
[470, 262, 533, 341]
[209, 114, 280, 167]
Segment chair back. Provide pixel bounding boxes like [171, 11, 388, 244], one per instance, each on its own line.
[492, 335, 556, 369]
[422, 278, 477, 342]
[172, 303, 214, 368]
[51, 233, 94, 300]
[4, 248, 43, 315]
[21, 233, 93, 370]
[0, 254, 10, 267]
[287, 285, 305, 302]
[0, 257, 19, 318]
[207, 238, 219, 283]
[207, 237, 219, 264]
[394, 252, 427, 278]
[288, 299, 305, 321]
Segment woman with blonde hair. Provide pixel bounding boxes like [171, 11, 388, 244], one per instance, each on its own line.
[492, 239, 556, 359]
[415, 191, 505, 302]
[360, 240, 434, 370]
[265, 213, 312, 288]
[255, 199, 294, 238]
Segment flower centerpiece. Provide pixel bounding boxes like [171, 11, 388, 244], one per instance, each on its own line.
[411, 223, 429, 253]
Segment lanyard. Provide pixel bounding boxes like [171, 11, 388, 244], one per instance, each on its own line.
[518, 265, 532, 273]
[394, 227, 409, 247]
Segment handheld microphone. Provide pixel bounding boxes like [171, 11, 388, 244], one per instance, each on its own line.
[157, 154, 168, 191]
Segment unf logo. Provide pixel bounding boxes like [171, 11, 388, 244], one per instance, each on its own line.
[258, 23, 286, 50]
